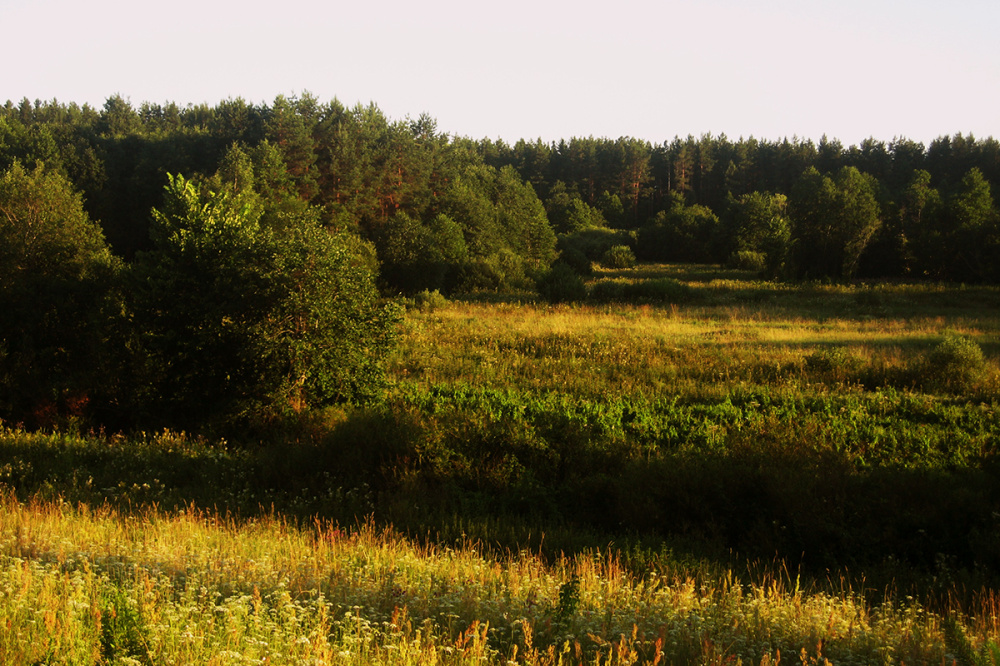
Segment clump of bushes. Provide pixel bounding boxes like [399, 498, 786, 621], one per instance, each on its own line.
[601, 245, 636, 269]
[410, 289, 449, 312]
[558, 247, 593, 276]
[804, 347, 864, 384]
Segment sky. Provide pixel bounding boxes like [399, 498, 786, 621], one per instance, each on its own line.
[3, 0, 998, 147]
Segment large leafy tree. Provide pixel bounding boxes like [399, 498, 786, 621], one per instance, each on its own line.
[898, 169, 944, 277]
[636, 199, 721, 263]
[0, 162, 117, 425]
[723, 191, 792, 276]
[438, 163, 557, 291]
[944, 167, 999, 281]
[130, 172, 399, 430]
[789, 166, 882, 279]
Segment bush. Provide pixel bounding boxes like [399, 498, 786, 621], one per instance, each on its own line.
[0, 162, 118, 427]
[536, 263, 587, 304]
[129, 174, 401, 430]
[922, 334, 986, 391]
[727, 250, 767, 272]
[601, 245, 636, 269]
[804, 347, 864, 384]
[558, 228, 631, 263]
[412, 289, 449, 312]
[627, 278, 695, 303]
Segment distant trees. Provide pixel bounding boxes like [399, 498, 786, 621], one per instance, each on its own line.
[944, 168, 999, 281]
[5, 96, 999, 287]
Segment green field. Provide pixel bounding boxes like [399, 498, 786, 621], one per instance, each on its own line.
[2, 264, 1000, 664]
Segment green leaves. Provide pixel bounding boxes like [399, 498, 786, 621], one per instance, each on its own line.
[0, 161, 117, 425]
[131, 172, 399, 430]
[789, 166, 882, 279]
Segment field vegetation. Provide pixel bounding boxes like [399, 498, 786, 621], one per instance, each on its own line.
[2, 264, 999, 664]
[3, 95, 1000, 662]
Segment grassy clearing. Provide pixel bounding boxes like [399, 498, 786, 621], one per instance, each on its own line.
[2, 263, 1000, 663]
[395, 265, 1000, 401]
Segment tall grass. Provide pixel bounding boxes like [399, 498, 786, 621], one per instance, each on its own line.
[1, 493, 992, 665]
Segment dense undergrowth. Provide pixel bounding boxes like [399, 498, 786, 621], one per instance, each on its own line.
[2, 264, 999, 663]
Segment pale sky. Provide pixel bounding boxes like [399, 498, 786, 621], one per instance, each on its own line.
[3, 0, 998, 147]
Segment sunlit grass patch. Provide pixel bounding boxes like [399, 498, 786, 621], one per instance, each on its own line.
[0, 495, 981, 665]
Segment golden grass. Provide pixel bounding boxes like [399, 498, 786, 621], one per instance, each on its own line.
[0, 494, 983, 665]
[391, 294, 999, 401]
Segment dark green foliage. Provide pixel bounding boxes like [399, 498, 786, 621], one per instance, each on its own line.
[588, 278, 694, 304]
[636, 204, 721, 263]
[546, 182, 608, 234]
[942, 168, 1000, 282]
[536, 262, 587, 304]
[897, 169, 945, 277]
[921, 334, 986, 392]
[804, 347, 865, 384]
[128, 173, 400, 430]
[557, 228, 633, 265]
[722, 191, 791, 276]
[600, 244, 636, 269]
[727, 250, 767, 272]
[556, 246, 593, 276]
[5, 97, 1000, 284]
[100, 584, 152, 665]
[410, 289, 450, 312]
[556, 575, 581, 626]
[789, 166, 882, 279]
[0, 161, 118, 426]
[442, 164, 557, 272]
[373, 212, 468, 294]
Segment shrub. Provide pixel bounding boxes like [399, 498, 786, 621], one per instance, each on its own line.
[536, 263, 587, 304]
[557, 228, 632, 263]
[922, 334, 986, 391]
[727, 250, 767, 272]
[804, 347, 864, 384]
[129, 174, 401, 430]
[0, 162, 118, 427]
[587, 280, 628, 303]
[413, 289, 449, 312]
[601, 245, 636, 269]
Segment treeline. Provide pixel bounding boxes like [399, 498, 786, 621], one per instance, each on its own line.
[4, 94, 1000, 290]
[482, 133, 1000, 283]
[0, 94, 557, 295]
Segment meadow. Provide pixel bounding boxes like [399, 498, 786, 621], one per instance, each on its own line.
[2, 264, 1000, 664]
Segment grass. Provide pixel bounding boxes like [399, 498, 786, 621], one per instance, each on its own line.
[1, 493, 994, 665]
[2, 263, 1000, 663]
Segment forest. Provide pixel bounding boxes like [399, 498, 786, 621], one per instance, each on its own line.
[1, 94, 1000, 664]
